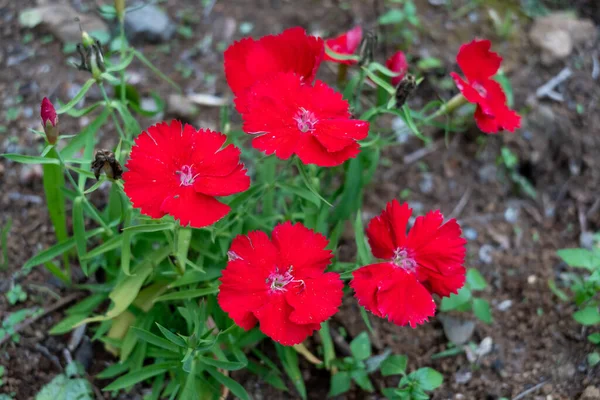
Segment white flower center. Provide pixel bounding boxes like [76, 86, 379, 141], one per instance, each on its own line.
[177, 165, 198, 186]
[266, 266, 304, 293]
[293, 108, 318, 133]
[392, 248, 417, 273]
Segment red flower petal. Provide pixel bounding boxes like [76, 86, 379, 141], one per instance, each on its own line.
[254, 292, 321, 345]
[456, 39, 501, 82]
[420, 266, 466, 297]
[386, 51, 408, 86]
[228, 230, 280, 271]
[376, 268, 436, 328]
[123, 120, 248, 227]
[271, 222, 332, 278]
[40, 97, 57, 126]
[350, 263, 396, 318]
[324, 26, 363, 65]
[286, 272, 343, 325]
[218, 259, 270, 330]
[160, 188, 230, 228]
[366, 200, 412, 260]
[240, 73, 369, 166]
[224, 27, 324, 97]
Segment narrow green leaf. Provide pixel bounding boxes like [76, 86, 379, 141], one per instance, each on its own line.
[63, 101, 102, 118]
[246, 361, 287, 391]
[548, 279, 570, 301]
[276, 343, 306, 400]
[363, 68, 396, 94]
[198, 355, 246, 371]
[103, 362, 175, 391]
[73, 197, 88, 275]
[277, 182, 321, 207]
[130, 327, 180, 353]
[133, 49, 181, 93]
[43, 261, 70, 284]
[204, 366, 250, 400]
[2, 154, 60, 164]
[154, 286, 219, 302]
[122, 223, 175, 233]
[56, 78, 96, 114]
[318, 322, 335, 369]
[296, 160, 332, 207]
[155, 323, 187, 348]
[49, 313, 88, 335]
[81, 234, 123, 261]
[176, 227, 192, 273]
[353, 212, 371, 265]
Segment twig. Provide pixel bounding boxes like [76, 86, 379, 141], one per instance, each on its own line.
[512, 379, 549, 400]
[448, 187, 472, 220]
[0, 292, 81, 346]
[33, 343, 63, 371]
[403, 140, 443, 164]
[536, 67, 572, 102]
[328, 325, 352, 357]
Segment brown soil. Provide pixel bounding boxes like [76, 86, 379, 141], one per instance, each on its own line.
[1, 0, 599, 399]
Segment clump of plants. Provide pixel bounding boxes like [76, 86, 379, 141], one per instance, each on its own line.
[2, 1, 524, 398]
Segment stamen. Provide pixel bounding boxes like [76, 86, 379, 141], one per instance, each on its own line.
[177, 165, 198, 186]
[293, 108, 318, 133]
[392, 248, 417, 272]
[267, 266, 305, 293]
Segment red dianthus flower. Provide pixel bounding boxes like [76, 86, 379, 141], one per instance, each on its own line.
[224, 27, 324, 106]
[218, 222, 343, 346]
[350, 200, 467, 328]
[123, 120, 250, 228]
[237, 72, 369, 167]
[386, 51, 408, 86]
[450, 39, 521, 134]
[324, 26, 362, 65]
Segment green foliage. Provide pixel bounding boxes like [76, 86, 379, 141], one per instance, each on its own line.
[36, 362, 93, 400]
[440, 269, 493, 324]
[498, 147, 537, 199]
[381, 356, 443, 400]
[5, 284, 27, 305]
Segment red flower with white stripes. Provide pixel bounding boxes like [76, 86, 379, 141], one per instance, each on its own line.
[350, 200, 467, 328]
[450, 39, 521, 133]
[324, 26, 362, 65]
[237, 72, 369, 167]
[218, 222, 343, 345]
[123, 120, 250, 228]
[224, 27, 324, 110]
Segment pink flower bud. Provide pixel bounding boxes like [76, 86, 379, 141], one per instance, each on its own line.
[40, 97, 59, 144]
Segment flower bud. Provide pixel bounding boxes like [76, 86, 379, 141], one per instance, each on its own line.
[115, 0, 125, 22]
[40, 97, 59, 144]
[81, 31, 95, 48]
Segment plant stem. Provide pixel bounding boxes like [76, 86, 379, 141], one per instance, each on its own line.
[98, 83, 127, 141]
[423, 92, 468, 123]
[119, 18, 127, 104]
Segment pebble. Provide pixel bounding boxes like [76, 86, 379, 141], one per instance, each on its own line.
[392, 117, 410, 143]
[124, 4, 175, 44]
[528, 275, 537, 284]
[479, 244, 494, 264]
[580, 386, 600, 400]
[497, 299, 513, 311]
[19, 164, 43, 185]
[454, 368, 472, 384]
[504, 206, 519, 223]
[464, 227, 478, 241]
[438, 314, 475, 345]
[167, 94, 199, 121]
[419, 173, 434, 194]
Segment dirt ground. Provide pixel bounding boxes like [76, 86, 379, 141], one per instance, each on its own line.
[1, 0, 599, 399]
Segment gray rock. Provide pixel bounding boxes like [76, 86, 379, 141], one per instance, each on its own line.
[167, 94, 199, 121]
[19, 5, 108, 44]
[529, 12, 597, 65]
[438, 314, 475, 345]
[125, 5, 175, 44]
[454, 368, 472, 384]
[580, 386, 600, 400]
[464, 227, 478, 241]
[478, 244, 494, 264]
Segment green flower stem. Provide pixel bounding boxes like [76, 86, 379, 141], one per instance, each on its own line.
[423, 92, 468, 123]
[98, 83, 127, 142]
[119, 18, 127, 104]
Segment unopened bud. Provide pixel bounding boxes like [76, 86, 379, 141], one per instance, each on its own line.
[394, 74, 416, 109]
[115, 0, 126, 22]
[40, 97, 59, 144]
[81, 31, 95, 48]
[92, 150, 123, 180]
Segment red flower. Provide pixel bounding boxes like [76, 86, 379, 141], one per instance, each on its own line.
[123, 120, 250, 228]
[40, 97, 59, 144]
[450, 39, 521, 134]
[324, 26, 362, 64]
[350, 200, 466, 328]
[218, 222, 343, 345]
[386, 51, 408, 86]
[236, 72, 369, 167]
[224, 27, 324, 101]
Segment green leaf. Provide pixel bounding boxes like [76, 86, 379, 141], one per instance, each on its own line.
[63, 102, 102, 118]
[381, 354, 408, 376]
[154, 286, 219, 302]
[49, 314, 88, 335]
[353, 212, 371, 265]
[574, 307, 600, 326]
[557, 248, 600, 270]
[363, 68, 396, 95]
[56, 79, 96, 114]
[319, 322, 335, 369]
[204, 366, 249, 400]
[412, 367, 443, 391]
[328, 372, 351, 397]
[2, 154, 60, 164]
[440, 287, 472, 311]
[378, 9, 405, 25]
[296, 160, 332, 207]
[466, 269, 487, 291]
[588, 332, 600, 344]
[494, 72, 514, 108]
[276, 343, 306, 399]
[351, 369, 374, 392]
[130, 327, 180, 353]
[19, 8, 43, 27]
[350, 332, 371, 361]
[198, 355, 246, 371]
[472, 298, 493, 324]
[81, 234, 123, 261]
[102, 362, 175, 391]
[548, 279, 570, 301]
[277, 183, 321, 207]
[72, 197, 88, 275]
[588, 352, 600, 367]
[247, 360, 287, 391]
[155, 323, 187, 348]
[176, 227, 192, 273]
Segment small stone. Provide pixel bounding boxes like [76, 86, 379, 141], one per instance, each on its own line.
[529, 12, 596, 65]
[438, 314, 475, 345]
[476, 337, 493, 357]
[504, 207, 519, 223]
[497, 299, 513, 311]
[528, 275, 537, 285]
[579, 386, 600, 400]
[478, 164, 497, 183]
[125, 5, 175, 44]
[580, 231, 595, 250]
[419, 173, 434, 194]
[479, 244, 494, 264]
[557, 362, 576, 380]
[167, 94, 199, 121]
[392, 117, 410, 143]
[464, 227, 478, 241]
